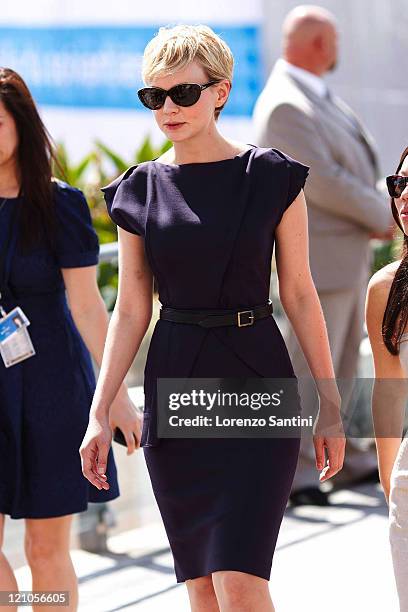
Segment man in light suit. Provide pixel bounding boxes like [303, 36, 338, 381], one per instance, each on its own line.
[253, 5, 394, 505]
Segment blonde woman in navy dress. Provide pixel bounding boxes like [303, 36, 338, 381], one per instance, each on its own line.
[80, 25, 345, 611]
[0, 69, 142, 612]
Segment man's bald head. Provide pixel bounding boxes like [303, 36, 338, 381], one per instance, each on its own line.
[282, 5, 339, 75]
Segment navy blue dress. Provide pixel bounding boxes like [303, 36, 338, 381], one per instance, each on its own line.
[102, 146, 308, 582]
[0, 180, 119, 519]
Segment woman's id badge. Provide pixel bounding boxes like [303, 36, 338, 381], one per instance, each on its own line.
[0, 306, 36, 367]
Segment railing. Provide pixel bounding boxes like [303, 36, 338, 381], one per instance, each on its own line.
[99, 242, 119, 263]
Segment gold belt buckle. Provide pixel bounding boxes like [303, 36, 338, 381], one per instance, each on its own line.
[237, 310, 254, 327]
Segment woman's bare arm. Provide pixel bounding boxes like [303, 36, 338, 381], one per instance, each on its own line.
[79, 227, 153, 488]
[62, 265, 120, 378]
[365, 267, 406, 502]
[274, 190, 345, 482]
[275, 191, 335, 382]
[62, 262, 145, 454]
[89, 228, 154, 420]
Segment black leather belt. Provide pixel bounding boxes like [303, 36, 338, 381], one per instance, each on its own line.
[159, 300, 273, 328]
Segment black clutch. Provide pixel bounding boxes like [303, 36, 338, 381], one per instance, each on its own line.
[113, 427, 127, 447]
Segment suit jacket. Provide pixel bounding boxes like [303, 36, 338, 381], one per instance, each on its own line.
[253, 61, 391, 292]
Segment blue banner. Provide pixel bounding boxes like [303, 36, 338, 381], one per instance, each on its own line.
[0, 25, 262, 116]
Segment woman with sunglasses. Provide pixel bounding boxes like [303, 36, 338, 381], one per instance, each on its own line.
[366, 146, 408, 611]
[80, 25, 345, 611]
[0, 68, 142, 611]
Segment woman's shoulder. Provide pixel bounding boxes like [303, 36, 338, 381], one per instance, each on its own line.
[366, 261, 406, 354]
[252, 146, 305, 165]
[50, 177, 95, 225]
[367, 260, 401, 307]
[101, 165, 150, 236]
[101, 163, 151, 197]
[49, 179, 99, 266]
[51, 177, 84, 198]
[251, 147, 310, 202]
[250, 147, 310, 180]
[51, 177, 90, 212]
[369, 260, 400, 290]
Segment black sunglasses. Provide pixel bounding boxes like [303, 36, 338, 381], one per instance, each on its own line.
[137, 81, 220, 110]
[386, 175, 408, 199]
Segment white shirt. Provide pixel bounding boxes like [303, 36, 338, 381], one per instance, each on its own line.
[275, 58, 328, 99]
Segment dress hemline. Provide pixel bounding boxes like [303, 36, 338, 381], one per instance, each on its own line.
[0, 493, 120, 520]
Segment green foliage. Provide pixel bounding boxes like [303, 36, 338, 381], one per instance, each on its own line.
[98, 261, 119, 312]
[372, 233, 403, 275]
[53, 142, 95, 185]
[53, 135, 170, 308]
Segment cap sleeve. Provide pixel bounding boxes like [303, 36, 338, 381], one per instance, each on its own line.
[286, 156, 309, 208]
[53, 180, 99, 268]
[279, 150, 309, 212]
[254, 148, 309, 225]
[101, 164, 146, 236]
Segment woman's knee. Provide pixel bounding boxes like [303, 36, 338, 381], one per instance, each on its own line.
[24, 536, 62, 569]
[187, 575, 215, 594]
[186, 575, 217, 606]
[24, 518, 71, 569]
[213, 570, 267, 606]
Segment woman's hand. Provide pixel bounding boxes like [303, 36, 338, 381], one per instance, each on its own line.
[313, 387, 346, 482]
[109, 393, 143, 454]
[79, 414, 113, 490]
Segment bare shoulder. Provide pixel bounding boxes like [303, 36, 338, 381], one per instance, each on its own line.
[368, 260, 400, 296]
[366, 261, 401, 321]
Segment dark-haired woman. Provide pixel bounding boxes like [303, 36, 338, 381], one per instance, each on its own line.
[366, 146, 408, 611]
[0, 68, 141, 611]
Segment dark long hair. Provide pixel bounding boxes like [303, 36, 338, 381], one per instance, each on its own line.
[0, 68, 60, 251]
[382, 146, 408, 355]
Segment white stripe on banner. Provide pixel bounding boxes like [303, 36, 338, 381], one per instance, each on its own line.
[0, 0, 262, 25]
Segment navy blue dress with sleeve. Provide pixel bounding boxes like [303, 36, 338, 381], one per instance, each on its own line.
[0, 180, 119, 519]
[102, 146, 308, 583]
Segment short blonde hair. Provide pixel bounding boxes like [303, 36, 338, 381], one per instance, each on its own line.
[142, 24, 234, 120]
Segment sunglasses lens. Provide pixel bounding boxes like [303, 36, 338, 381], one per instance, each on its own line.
[170, 84, 201, 106]
[138, 88, 165, 110]
[387, 177, 397, 198]
[387, 176, 407, 198]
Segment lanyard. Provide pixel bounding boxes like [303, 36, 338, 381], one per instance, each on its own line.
[0, 200, 20, 307]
